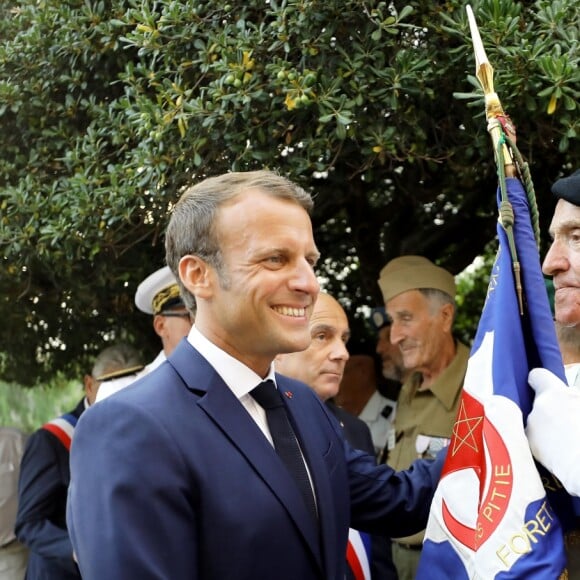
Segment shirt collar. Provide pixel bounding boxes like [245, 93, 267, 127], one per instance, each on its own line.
[187, 326, 276, 399]
[418, 341, 469, 410]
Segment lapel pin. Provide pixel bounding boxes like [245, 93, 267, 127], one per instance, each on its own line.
[284, 391, 293, 399]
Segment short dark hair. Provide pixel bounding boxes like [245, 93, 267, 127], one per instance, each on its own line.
[165, 170, 314, 313]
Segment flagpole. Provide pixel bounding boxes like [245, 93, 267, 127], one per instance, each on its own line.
[465, 5, 516, 179]
[416, 12, 569, 578]
[466, 4, 525, 312]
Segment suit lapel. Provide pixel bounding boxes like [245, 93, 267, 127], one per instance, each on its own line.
[168, 341, 324, 573]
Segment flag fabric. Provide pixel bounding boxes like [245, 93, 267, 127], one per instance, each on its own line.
[417, 177, 568, 579]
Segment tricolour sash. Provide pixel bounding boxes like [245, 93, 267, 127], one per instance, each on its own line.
[42, 413, 78, 451]
[346, 528, 371, 580]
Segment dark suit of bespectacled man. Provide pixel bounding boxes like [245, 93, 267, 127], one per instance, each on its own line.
[67, 170, 445, 580]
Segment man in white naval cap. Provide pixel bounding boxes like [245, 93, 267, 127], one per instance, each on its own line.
[96, 266, 193, 401]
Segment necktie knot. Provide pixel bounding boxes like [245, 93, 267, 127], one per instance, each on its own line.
[251, 380, 283, 410]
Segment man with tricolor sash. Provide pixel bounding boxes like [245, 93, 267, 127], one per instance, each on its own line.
[15, 343, 142, 580]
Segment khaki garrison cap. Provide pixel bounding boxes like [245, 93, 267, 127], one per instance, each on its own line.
[378, 255, 456, 303]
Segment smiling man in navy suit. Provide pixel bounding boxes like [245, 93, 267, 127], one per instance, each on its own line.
[67, 170, 444, 580]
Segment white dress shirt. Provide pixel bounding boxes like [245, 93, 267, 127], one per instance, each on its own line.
[187, 326, 316, 502]
[565, 363, 580, 389]
[187, 326, 277, 444]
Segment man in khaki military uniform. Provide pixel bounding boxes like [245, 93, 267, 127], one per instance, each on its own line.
[377, 255, 469, 580]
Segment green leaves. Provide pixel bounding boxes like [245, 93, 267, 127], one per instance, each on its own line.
[0, 0, 578, 384]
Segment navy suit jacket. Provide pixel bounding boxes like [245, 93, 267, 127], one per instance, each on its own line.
[16, 399, 84, 580]
[327, 402, 375, 455]
[68, 340, 443, 579]
[327, 402, 398, 580]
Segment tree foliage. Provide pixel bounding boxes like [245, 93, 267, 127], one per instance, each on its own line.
[0, 0, 578, 384]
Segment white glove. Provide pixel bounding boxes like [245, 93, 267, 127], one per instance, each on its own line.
[526, 368, 580, 496]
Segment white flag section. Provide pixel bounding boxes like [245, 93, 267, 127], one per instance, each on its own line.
[417, 178, 569, 579]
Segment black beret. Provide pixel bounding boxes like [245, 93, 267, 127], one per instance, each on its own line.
[552, 169, 580, 206]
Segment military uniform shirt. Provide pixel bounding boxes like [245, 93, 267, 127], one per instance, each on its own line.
[388, 341, 469, 545]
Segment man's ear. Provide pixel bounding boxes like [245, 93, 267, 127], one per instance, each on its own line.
[179, 255, 214, 299]
[153, 314, 165, 338]
[440, 302, 455, 333]
[83, 374, 98, 404]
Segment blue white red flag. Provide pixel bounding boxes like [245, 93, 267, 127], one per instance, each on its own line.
[417, 177, 568, 578]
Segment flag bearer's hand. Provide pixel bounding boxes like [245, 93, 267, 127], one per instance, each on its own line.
[526, 368, 580, 496]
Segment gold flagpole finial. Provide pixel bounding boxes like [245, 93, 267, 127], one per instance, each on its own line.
[466, 5, 515, 177]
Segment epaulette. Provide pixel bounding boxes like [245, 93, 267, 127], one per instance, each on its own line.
[42, 413, 78, 451]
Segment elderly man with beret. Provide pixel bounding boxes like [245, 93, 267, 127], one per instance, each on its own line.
[523, 169, 580, 573]
[376, 255, 470, 580]
[527, 169, 580, 488]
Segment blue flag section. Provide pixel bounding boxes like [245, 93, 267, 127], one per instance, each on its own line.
[417, 178, 568, 578]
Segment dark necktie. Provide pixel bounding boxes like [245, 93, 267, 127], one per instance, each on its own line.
[251, 380, 317, 521]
